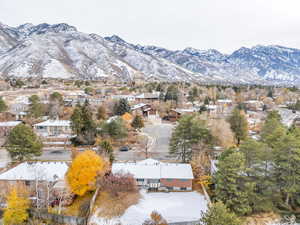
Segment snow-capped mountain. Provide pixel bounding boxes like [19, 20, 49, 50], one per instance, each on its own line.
[106, 35, 300, 85]
[0, 22, 210, 82]
[1, 22, 300, 85]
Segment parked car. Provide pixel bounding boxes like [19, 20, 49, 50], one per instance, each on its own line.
[119, 146, 130, 152]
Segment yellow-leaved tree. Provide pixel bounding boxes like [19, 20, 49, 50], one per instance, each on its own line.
[67, 150, 108, 196]
[3, 186, 30, 225]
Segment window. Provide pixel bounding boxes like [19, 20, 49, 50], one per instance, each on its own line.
[180, 187, 187, 191]
[137, 179, 144, 182]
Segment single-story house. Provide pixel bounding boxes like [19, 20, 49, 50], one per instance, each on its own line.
[112, 159, 194, 191]
[112, 95, 136, 102]
[33, 120, 72, 137]
[216, 99, 233, 106]
[135, 92, 160, 102]
[168, 108, 198, 121]
[0, 161, 68, 206]
[0, 121, 22, 137]
[131, 103, 157, 118]
[0, 161, 68, 183]
[244, 100, 264, 111]
[205, 105, 218, 115]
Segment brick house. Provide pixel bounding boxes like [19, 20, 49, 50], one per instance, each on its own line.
[112, 159, 194, 191]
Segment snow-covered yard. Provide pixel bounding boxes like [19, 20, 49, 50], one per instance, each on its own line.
[91, 190, 208, 225]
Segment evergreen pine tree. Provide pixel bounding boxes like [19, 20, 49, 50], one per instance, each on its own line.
[99, 140, 114, 163]
[261, 114, 286, 149]
[0, 97, 8, 113]
[6, 124, 43, 161]
[28, 95, 45, 118]
[70, 101, 96, 145]
[273, 132, 300, 207]
[199, 202, 241, 225]
[169, 114, 212, 162]
[214, 150, 253, 216]
[164, 85, 179, 102]
[102, 118, 128, 140]
[71, 104, 83, 136]
[131, 115, 144, 131]
[227, 108, 248, 145]
[113, 98, 131, 116]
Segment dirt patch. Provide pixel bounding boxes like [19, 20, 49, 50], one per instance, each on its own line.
[95, 191, 141, 219]
[64, 192, 93, 217]
[243, 212, 281, 225]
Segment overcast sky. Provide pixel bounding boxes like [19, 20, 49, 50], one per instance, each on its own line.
[1, 0, 299, 53]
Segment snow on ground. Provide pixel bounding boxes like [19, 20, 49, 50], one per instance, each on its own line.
[91, 190, 208, 225]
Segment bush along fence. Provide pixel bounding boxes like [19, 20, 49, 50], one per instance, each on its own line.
[29, 209, 87, 225]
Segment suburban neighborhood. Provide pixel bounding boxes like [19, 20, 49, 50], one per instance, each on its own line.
[0, 78, 300, 225]
[1, 1, 300, 224]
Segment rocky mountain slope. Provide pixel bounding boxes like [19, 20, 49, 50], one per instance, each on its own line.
[1, 22, 300, 85]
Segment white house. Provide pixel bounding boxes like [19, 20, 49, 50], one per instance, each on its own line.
[0, 161, 68, 182]
[112, 159, 194, 191]
[33, 120, 72, 137]
[112, 95, 136, 102]
[0, 161, 69, 205]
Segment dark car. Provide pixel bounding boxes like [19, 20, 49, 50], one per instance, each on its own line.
[119, 146, 130, 152]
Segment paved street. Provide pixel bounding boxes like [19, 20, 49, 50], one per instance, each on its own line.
[35, 148, 71, 161]
[1, 123, 175, 163]
[116, 123, 175, 161]
[0, 149, 10, 168]
[143, 123, 174, 154]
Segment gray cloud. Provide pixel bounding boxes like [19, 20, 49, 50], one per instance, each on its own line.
[1, 0, 300, 53]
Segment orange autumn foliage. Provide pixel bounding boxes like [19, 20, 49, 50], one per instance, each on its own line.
[66, 150, 108, 196]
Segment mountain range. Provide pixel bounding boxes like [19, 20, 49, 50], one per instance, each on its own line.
[1, 22, 300, 85]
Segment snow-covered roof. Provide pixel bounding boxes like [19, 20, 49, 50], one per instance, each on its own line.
[206, 105, 217, 110]
[34, 120, 71, 127]
[136, 158, 162, 165]
[172, 108, 198, 114]
[112, 95, 135, 99]
[106, 116, 119, 123]
[217, 99, 232, 103]
[91, 190, 208, 225]
[135, 92, 160, 99]
[131, 103, 148, 111]
[0, 162, 68, 182]
[15, 96, 30, 104]
[112, 159, 194, 179]
[0, 121, 22, 127]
